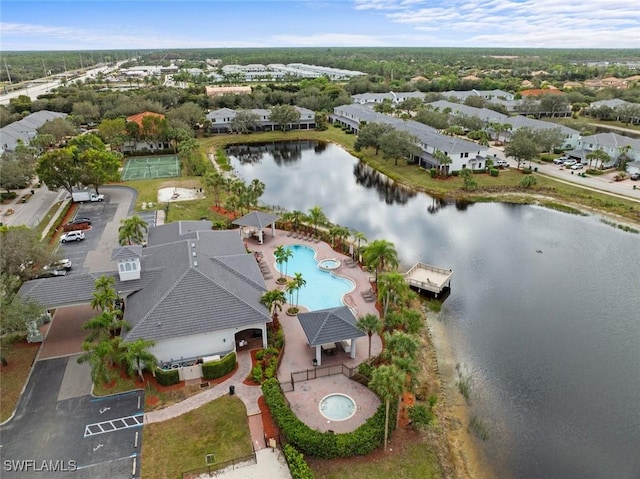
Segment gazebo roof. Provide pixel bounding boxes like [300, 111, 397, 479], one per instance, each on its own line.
[297, 306, 365, 347]
[231, 211, 280, 229]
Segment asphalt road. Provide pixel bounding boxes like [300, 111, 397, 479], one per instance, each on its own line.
[487, 146, 640, 203]
[0, 357, 144, 479]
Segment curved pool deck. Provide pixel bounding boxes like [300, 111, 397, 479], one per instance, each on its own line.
[247, 229, 383, 380]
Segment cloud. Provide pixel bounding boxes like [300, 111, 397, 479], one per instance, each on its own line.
[355, 0, 640, 47]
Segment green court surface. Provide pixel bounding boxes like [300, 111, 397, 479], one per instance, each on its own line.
[121, 155, 180, 180]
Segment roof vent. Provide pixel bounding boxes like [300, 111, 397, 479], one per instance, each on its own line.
[193, 261, 198, 267]
[191, 243, 196, 248]
[192, 251, 197, 257]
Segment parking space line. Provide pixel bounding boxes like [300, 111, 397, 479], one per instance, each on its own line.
[84, 413, 143, 437]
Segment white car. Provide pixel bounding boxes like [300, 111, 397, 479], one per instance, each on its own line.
[563, 159, 577, 167]
[553, 157, 567, 164]
[60, 231, 85, 243]
[571, 163, 584, 170]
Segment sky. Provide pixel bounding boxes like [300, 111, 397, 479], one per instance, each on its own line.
[1, 0, 639, 51]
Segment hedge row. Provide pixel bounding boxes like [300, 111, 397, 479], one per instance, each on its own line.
[282, 444, 315, 479]
[155, 367, 180, 386]
[261, 378, 389, 459]
[202, 352, 237, 380]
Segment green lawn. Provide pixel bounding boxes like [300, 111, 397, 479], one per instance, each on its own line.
[0, 341, 39, 422]
[308, 432, 443, 479]
[141, 395, 253, 479]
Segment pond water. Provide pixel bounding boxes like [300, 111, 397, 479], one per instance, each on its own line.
[228, 141, 640, 479]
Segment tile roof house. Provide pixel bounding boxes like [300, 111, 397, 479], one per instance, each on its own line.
[0, 110, 68, 154]
[124, 111, 169, 153]
[19, 221, 271, 365]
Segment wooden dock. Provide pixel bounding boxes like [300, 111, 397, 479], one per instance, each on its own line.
[404, 262, 453, 296]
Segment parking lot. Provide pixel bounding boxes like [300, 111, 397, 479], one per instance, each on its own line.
[0, 357, 144, 479]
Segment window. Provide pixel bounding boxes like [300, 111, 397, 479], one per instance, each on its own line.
[462, 164, 466, 169]
[125, 262, 132, 272]
[119, 263, 125, 272]
[132, 262, 137, 271]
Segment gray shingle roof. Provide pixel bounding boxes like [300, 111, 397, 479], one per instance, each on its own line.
[111, 245, 143, 260]
[0, 110, 67, 152]
[19, 222, 271, 343]
[297, 306, 365, 346]
[232, 211, 280, 229]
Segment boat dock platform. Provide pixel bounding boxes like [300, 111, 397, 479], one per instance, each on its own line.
[404, 262, 453, 297]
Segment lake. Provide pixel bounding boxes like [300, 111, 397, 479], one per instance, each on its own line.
[227, 140, 640, 479]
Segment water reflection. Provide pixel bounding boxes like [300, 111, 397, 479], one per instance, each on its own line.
[226, 140, 316, 165]
[352, 161, 416, 205]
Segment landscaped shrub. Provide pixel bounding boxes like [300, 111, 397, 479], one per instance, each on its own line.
[522, 167, 533, 174]
[155, 368, 180, 386]
[0, 192, 18, 201]
[202, 352, 236, 380]
[252, 365, 263, 383]
[429, 168, 437, 178]
[451, 170, 460, 177]
[490, 168, 499, 177]
[262, 378, 389, 458]
[472, 168, 486, 174]
[283, 444, 315, 479]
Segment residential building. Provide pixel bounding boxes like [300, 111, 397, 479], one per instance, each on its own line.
[576, 132, 640, 164]
[0, 110, 68, 154]
[331, 104, 489, 172]
[206, 106, 316, 133]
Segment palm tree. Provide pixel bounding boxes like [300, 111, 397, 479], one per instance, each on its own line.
[77, 339, 113, 384]
[83, 310, 127, 342]
[433, 149, 450, 177]
[383, 331, 420, 363]
[260, 289, 287, 320]
[292, 272, 306, 308]
[122, 338, 157, 382]
[353, 231, 367, 261]
[290, 210, 304, 232]
[118, 215, 148, 246]
[356, 313, 382, 359]
[274, 245, 293, 282]
[308, 206, 327, 235]
[362, 239, 399, 283]
[90, 275, 118, 312]
[369, 364, 405, 451]
[377, 272, 410, 318]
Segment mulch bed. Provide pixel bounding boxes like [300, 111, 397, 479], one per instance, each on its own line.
[210, 205, 237, 220]
[242, 349, 261, 386]
[258, 395, 280, 440]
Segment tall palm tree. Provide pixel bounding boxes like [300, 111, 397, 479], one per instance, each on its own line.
[292, 272, 306, 308]
[383, 331, 420, 364]
[118, 215, 148, 246]
[260, 289, 287, 320]
[290, 210, 304, 232]
[83, 310, 128, 343]
[362, 239, 399, 283]
[356, 313, 382, 359]
[353, 231, 367, 261]
[369, 364, 405, 451]
[90, 275, 118, 312]
[122, 338, 157, 382]
[308, 206, 327, 235]
[377, 272, 410, 318]
[274, 245, 293, 281]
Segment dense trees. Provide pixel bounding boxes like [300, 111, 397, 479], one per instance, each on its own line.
[269, 105, 300, 131]
[504, 128, 540, 169]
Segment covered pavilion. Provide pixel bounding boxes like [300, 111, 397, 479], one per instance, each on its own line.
[232, 210, 280, 244]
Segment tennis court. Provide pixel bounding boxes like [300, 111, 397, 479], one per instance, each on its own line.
[121, 155, 181, 180]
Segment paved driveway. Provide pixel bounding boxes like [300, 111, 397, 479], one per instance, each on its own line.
[0, 356, 144, 479]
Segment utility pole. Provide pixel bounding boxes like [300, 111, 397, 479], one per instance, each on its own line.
[4, 59, 12, 84]
[42, 58, 47, 77]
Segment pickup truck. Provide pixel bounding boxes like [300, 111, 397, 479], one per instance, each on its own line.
[71, 191, 105, 203]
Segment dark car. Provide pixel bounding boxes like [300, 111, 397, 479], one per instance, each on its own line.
[62, 217, 91, 231]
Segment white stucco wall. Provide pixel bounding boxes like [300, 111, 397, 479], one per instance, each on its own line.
[150, 322, 266, 363]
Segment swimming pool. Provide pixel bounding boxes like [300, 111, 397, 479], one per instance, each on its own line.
[275, 244, 354, 311]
